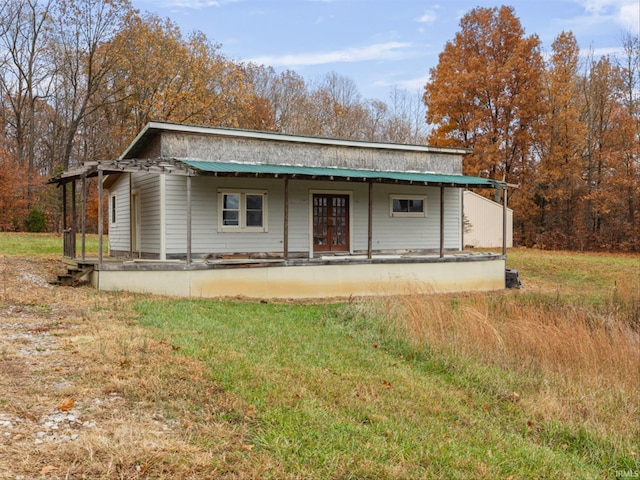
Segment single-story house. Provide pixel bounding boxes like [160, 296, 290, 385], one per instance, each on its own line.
[50, 121, 509, 299]
[463, 190, 513, 248]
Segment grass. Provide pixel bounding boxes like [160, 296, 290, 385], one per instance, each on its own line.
[1, 234, 638, 478]
[127, 246, 639, 479]
[0, 232, 104, 256]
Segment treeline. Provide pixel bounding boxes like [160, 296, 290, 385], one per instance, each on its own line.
[0, 1, 637, 251]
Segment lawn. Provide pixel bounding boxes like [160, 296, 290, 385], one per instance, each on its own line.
[1, 233, 638, 479]
[128, 248, 639, 479]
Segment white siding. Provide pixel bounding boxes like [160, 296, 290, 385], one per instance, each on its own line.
[125, 174, 465, 257]
[132, 173, 161, 255]
[165, 176, 287, 255]
[368, 184, 461, 251]
[463, 190, 513, 248]
[106, 175, 130, 253]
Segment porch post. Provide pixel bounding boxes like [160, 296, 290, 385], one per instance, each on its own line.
[159, 174, 166, 261]
[460, 189, 465, 252]
[502, 186, 508, 257]
[98, 169, 103, 266]
[367, 181, 373, 259]
[81, 176, 86, 260]
[283, 177, 289, 260]
[71, 180, 77, 258]
[128, 174, 133, 257]
[62, 183, 67, 232]
[439, 186, 445, 258]
[186, 175, 192, 265]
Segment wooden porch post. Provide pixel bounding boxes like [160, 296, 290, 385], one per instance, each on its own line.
[98, 169, 103, 266]
[367, 181, 373, 259]
[460, 188, 465, 252]
[128, 174, 133, 257]
[62, 183, 67, 232]
[502, 186, 508, 257]
[186, 175, 192, 265]
[81, 176, 86, 260]
[284, 177, 289, 260]
[439, 186, 445, 258]
[71, 180, 77, 258]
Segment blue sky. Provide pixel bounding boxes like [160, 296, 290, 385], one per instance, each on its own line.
[130, 0, 640, 101]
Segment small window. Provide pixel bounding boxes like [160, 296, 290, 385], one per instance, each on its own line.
[390, 195, 427, 217]
[110, 194, 117, 224]
[218, 190, 268, 232]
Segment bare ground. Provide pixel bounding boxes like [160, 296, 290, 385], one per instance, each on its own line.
[0, 256, 263, 480]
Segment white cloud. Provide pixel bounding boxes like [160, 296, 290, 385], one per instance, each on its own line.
[248, 41, 412, 67]
[575, 0, 640, 33]
[417, 10, 438, 24]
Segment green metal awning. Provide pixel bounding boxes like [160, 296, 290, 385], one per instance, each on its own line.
[178, 159, 501, 188]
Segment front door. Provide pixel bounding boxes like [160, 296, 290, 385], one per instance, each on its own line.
[312, 194, 349, 253]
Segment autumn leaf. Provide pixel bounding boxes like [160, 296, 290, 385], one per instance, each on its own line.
[57, 397, 76, 411]
[380, 380, 392, 388]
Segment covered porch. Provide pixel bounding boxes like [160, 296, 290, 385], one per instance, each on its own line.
[51, 157, 509, 299]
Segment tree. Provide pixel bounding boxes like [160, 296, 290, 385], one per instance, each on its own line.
[47, 0, 132, 169]
[424, 6, 546, 246]
[535, 31, 585, 248]
[0, 0, 53, 204]
[425, 6, 545, 183]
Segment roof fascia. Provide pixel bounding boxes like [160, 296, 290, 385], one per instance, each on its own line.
[122, 121, 471, 156]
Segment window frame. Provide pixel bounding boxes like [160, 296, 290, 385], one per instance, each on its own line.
[217, 189, 268, 232]
[389, 194, 427, 218]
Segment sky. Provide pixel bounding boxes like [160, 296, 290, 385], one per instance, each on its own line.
[129, 0, 640, 101]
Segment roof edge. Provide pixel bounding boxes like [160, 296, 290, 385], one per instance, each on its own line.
[121, 121, 472, 158]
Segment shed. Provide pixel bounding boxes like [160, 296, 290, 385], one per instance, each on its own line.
[50, 121, 509, 299]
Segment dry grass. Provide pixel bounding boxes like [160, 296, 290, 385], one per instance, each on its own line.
[0, 256, 261, 479]
[370, 285, 640, 438]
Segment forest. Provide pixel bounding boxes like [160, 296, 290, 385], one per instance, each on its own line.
[0, 1, 638, 252]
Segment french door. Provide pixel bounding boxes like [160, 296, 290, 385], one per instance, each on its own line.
[312, 194, 349, 253]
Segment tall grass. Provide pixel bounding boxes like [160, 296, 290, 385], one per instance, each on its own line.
[363, 282, 639, 439]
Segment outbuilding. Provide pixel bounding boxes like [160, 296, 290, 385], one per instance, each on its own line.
[51, 121, 509, 299]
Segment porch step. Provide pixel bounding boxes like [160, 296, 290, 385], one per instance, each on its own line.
[56, 262, 94, 287]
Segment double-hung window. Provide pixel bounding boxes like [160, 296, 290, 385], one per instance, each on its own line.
[389, 194, 427, 217]
[218, 190, 268, 232]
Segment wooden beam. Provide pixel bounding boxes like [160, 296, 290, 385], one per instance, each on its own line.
[98, 170, 103, 266]
[81, 176, 86, 260]
[439, 186, 444, 258]
[367, 181, 373, 259]
[502, 187, 508, 257]
[187, 175, 192, 265]
[284, 177, 289, 260]
[62, 183, 67, 232]
[71, 180, 77, 258]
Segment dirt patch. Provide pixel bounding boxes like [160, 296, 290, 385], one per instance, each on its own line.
[0, 256, 257, 479]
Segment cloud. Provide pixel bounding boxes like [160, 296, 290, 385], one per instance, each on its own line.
[375, 74, 431, 92]
[417, 10, 438, 24]
[574, 0, 640, 33]
[248, 41, 412, 67]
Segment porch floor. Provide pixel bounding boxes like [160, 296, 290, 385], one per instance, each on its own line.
[67, 251, 502, 271]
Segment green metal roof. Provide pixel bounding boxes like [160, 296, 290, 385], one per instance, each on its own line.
[178, 160, 500, 188]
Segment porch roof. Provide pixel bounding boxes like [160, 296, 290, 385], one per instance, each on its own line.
[179, 159, 501, 188]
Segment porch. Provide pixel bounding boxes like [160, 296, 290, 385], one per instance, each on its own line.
[60, 250, 506, 299]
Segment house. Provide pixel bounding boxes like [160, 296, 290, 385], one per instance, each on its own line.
[463, 190, 513, 248]
[50, 121, 509, 299]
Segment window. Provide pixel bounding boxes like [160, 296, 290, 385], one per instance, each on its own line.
[218, 190, 268, 232]
[390, 194, 427, 217]
[110, 194, 117, 224]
